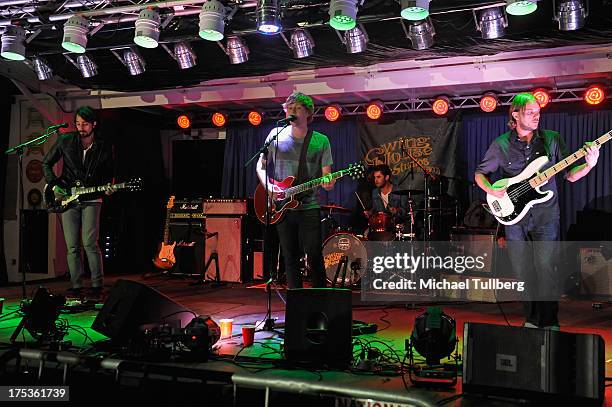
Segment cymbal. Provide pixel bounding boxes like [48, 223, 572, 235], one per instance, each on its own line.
[321, 204, 351, 213]
[391, 189, 424, 196]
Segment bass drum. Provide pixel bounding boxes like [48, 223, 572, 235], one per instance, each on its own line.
[322, 233, 367, 287]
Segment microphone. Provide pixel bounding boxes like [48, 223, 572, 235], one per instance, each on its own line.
[48, 122, 69, 130]
[277, 115, 296, 126]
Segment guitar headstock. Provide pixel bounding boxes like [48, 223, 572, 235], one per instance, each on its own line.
[125, 177, 143, 191]
[167, 195, 175, 209]
[347, 162, 366, 180]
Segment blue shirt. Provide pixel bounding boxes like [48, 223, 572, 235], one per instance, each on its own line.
[370, 185, 409, 223]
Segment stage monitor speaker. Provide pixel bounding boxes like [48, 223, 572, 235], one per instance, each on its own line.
[463, 322, 605, 405]
[205, 216, 246, 282]
[284, 288, 352, 368]
[91, 279, 195, 343]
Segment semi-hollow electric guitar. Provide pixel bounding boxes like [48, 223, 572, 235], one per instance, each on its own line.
[487, 130, 611, 225]
[153, 196, 176, 270]
[254, 162, 365, 225]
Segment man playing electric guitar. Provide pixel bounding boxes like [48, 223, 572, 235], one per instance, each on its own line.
[256, 92, 335, 289]
[474, 93, 600, 330]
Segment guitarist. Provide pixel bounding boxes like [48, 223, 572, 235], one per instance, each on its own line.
[42, 106, 115, 298]
[256, 92, 335, 289]
[474, 93, 599, 330]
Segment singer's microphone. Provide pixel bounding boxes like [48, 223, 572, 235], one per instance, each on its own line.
[277, 115, 296, 126]
[48, 122, 69, 130]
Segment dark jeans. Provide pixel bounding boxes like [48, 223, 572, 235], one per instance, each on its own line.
[275, 208, 325, 289]
[505, 215, 560, 327]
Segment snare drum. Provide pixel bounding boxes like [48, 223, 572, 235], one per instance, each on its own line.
[368, 212, 393, 232]
[322, 232, 367, 287]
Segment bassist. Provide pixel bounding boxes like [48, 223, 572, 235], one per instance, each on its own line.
[256, 92, 335, 289]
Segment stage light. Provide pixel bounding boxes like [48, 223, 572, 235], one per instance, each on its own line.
[11, 287, 66, 343]
[76, 54, 97, 78]
[248, 111, 262, 126]
[174, 42, 197, 69]
[400, 0, 430, 21]
[212, 112, 227, 127]
[532, 88, 551, 108]
[123, 49, 146, 76]
[410, 307, 456, 366]
[290, 29, 315, 59]
[366, 100, 383, 120]
[325, 105, 341, 122]
[32, 57, 53, 80]
[344, 26, 368, 53]
[476, 7, 507, 39]
[479, 93, 498, 113]
[1, 25, 26, 61]
[329, 0, 358, 31]
[226, 36, 249, 64]
[134, 8, 160, 48]
[432, 96, 450, 116]
[406, 19, 435, 50]
[554, 0, 586, 31]
[256, 0, 281, 34]
[177, 114, 191, 129]
[584, 85, 605, 105]
[199, 0, 226, 41]
[62, 15, 89, 53]
[506, 0, 538, 16]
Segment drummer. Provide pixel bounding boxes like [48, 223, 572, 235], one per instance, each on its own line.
[363, 164, 408, 223]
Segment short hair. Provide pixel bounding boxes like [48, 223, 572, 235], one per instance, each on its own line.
[284, 92, 314, 114]
[508, 93, 537, 129]
[372, 164, 391, 178]
[74, 105, 98, 124]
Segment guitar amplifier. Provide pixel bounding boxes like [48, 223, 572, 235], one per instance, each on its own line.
[450, 227, 496, 273]
[204, 216, 249, 282]
[170, 199, 204, 217]
[204, 199, 247, 215]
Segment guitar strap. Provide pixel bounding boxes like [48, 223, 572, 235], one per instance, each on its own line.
[295, 129, 314, 186]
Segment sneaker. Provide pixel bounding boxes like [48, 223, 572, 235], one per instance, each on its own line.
[523, 322, 538, 329]
[542, 325, 560, 331]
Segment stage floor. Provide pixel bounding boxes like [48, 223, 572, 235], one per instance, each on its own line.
[0, 273, 611, 406]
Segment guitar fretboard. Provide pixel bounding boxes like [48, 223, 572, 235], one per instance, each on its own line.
[284, 169, 348, 197]
[530, 130, 611, 188]
[73, 183, 126, 195]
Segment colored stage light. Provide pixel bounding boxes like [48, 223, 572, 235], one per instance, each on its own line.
[133, 8, 161, 49]
[366, 101, 384, 120]
[325, 105, 341, 122]
[256, 0, 282, 34]
[532, 89, 551, 108]
[329, 0, 358, 31]
[584, 85, 605, 105]
[212, 112, 227, 127]
[432, 96, 450, 116]
[248, 111, 262, 126]
[177, 115, 191, 129]
[479, 93, 498, 113]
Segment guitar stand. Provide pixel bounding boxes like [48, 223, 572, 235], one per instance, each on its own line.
[331, 255, 349, 288]
[191, 232, 225, 287]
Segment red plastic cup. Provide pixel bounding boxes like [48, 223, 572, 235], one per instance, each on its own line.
[242, 325, 255, 347]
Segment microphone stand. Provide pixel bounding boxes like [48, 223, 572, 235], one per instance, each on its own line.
[5, 126, 60, 300]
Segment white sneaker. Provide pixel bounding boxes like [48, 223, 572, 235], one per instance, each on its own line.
[523, 322, 538, 328]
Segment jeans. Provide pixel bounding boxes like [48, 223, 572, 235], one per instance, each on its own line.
[505, 214, 560, 327]
[275, 208, 325, 289]
[61, 202, 104, 289]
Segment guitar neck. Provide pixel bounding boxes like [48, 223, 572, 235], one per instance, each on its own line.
[530, 130, 611, 187]
[74, 182, 126, 195]
[163, 208, 171, 244]
[285, 169, 348, 197]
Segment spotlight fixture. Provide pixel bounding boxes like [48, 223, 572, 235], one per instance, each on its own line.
[554, 0, 587, 31]
[532, 88, 551, 108]
[1, 25, 26, 61]
[226, 36, 249, 64]
[174, 42, 197, 69]
[248, 111, 263, 126]
[32, 57, 53, 80]
[76, 54, 97, 78]
[329, 0, 358, 31]
[344, 26, 368, 54]
[506, 0, 538, 16]
[62, 15, 89, 53]
[475, 7, 507, 39]
[290, 29, 315, 59]
[10, 287, 66, 344]
[432, 96, 450, 116]
[134, 8, 161, 48]
[406, 18, 435, 50]
[123, 49, 146, 76]
[400, 0, 430, 21]
[325, 105, 341, 122]
[366, 100, 384, 120]
[199, 0, 226, 41]
[584, 85, 605, 106]
[177, 114, 191, 129]
[212, 112, 227, 127]
[479, 93, 498, 113]
[256, 0, 281, 35]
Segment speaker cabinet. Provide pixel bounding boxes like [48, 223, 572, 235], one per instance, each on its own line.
[463, 322, 605, 405]
[284, 288, 352, 368]
[22, 209, 48, 274]
[168, 221, 205, 276]
[450, 228, 495, 273]
[91, 279, 195, 343]
[204, 216, 246, 282]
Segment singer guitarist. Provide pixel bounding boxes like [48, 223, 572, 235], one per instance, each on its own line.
[256, 92, 335, 289]
[42, 106, 115, 298]
[474, 93, 600, 330]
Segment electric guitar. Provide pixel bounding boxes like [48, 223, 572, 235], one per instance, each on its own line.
[153, 196, 176, 270]
[254, 162, 365, 225]
[43, 178, 142, 213]
[487, 130, 611, 225]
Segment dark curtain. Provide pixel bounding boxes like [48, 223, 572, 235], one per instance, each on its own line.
[461, 107, 612, 235]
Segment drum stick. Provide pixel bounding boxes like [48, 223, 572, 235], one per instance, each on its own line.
[354, 191, 366, 210]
